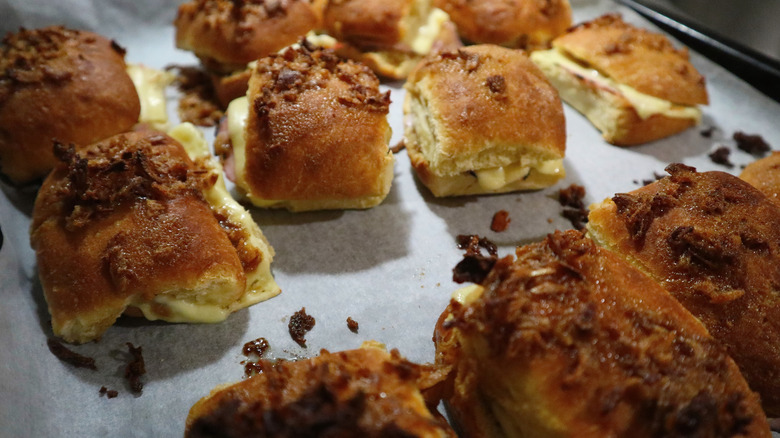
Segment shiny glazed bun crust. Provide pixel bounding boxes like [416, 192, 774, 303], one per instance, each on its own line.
[30, 129, 278, 343]
[236, 44, 394, 210]
[404, 45, 566, 196]
[553, 14, 707, 106]
[435, 0, 572, 49]
[185, 345, 456, 437]
[175, 0, 324, 73]
[588, 164, 780, 416]
[530, 14, 708, 146]
[435, 230, 769, 437]
[0, 26, 140, 184]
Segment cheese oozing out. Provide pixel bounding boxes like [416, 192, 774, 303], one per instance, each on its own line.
[126, 63, 175, 131]
[128, 122, 280, 323]
[408, 7, 450, 55]
[406, 91, 565, 195]
[530, 48, 702, 121]
[474, 158, 564, 191]
[452, 284, 485, 306]
[359, 6, 451, 79]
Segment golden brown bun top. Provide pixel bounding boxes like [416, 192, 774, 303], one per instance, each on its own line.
[30, 130, 247, 342]
[175, 0, 323, 72]
[250, 44, 390, 114]
[32, 131, 212, 233]
[322, 0, 414, 50]
[407, 45, 565, 167]
[587, 163, 780, 416]
[0, 26, 140, 184]
[437, 230, 768, 437]
[553, 14, 708, 105]
[0, 26, 125, 82]
[244, 44, 392, 201]
[594, 164, 780, 301]
[740, 151, 780, 204]
[185, 346, 455, 437]
[435, 0, 572, 49]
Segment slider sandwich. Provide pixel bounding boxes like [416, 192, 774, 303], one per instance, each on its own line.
[321, 0, 461, 79]
[217, 43, 395, 211]
[435, 230, 769, 437]
[30, 125, 279, 343]
[185, 343, 456, 437]
[434, 0, 572, 50]
[588, 163, 780, 416]
[175, 0, 324, 107]
[0, 26, 140, 185]
[404, 44, 566, 197]
[531, 14, 708, 146]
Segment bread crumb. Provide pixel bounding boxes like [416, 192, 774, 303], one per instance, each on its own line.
[347, 317, 359, 333]
[490, 210, 510, 232]
[289, 308, 316, 347]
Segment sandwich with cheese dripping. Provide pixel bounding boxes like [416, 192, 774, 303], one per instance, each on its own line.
[217, 43, 395, 211]
[434, 0, 572, 50]
[321, 0, 461, 79]
[531, 14, 708, 146]
[30, 125, 279, 343]
[404, 44, 566, 197]
[185, 343, 456, 437]
[435, 230, 769, 437]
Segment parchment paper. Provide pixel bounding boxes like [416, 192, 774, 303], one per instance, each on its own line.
[1, 0, 779, 436]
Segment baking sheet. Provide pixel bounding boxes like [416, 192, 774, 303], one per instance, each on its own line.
[1, 0, 779, 436]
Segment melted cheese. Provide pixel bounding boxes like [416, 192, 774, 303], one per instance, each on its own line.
[531, 49, 701, 121]
[410, 8, 449, 55]
[126, 63, 174, 130]
[227, 96, 249, 187]
[452, 284, 485, 306]
[475, 159, 564, 191]
[129, 123, 280, 323]
[406, 88, 565, 195]
[294, 32, 338, 51]
[134, 293, 233, 323]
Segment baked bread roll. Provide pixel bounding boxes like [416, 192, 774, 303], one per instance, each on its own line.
[220, 43, 394, 211]
[740, 151, 780, 204]
[0, 26, 140, 184]
[587, 163, 780, 416]
[321, 0, 462, 79]
[530, 14, 708, 146]
[404, 45, 566, 197]
[175, 0, 324, 74]
[208, 33, 343, 108]
[175, 0, 324, 108]
[434, 0, 572, 50]
[185, 343, 456, 437]
[435, 230, 769, 437]
[30, 125, 279, 343]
